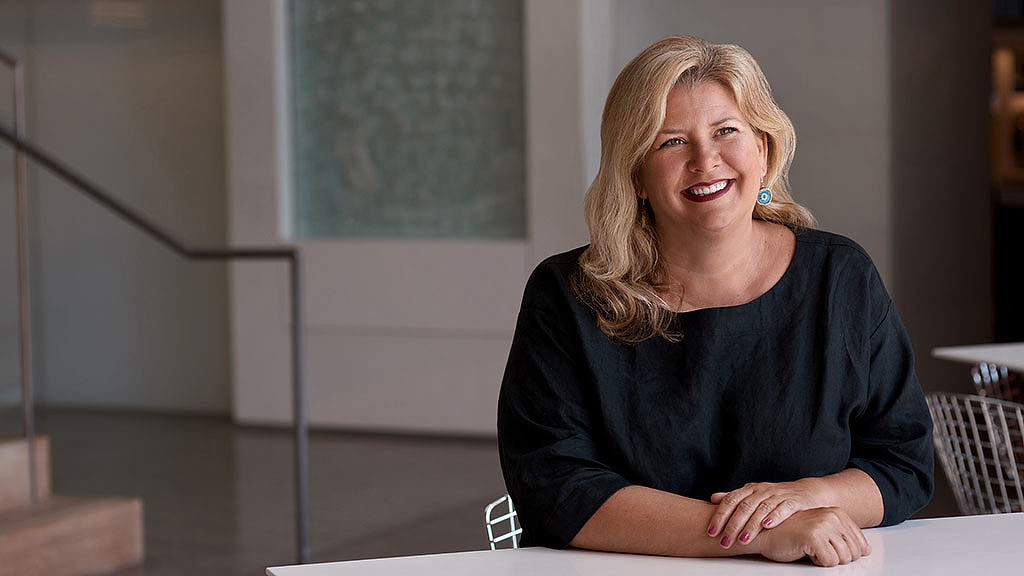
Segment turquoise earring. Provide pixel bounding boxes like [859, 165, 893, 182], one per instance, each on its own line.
[757, 178, 772, 206]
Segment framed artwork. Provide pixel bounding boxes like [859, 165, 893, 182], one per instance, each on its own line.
[289, 0, 526, 239]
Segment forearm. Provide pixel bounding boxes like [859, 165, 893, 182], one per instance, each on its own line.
[801, 468, 883, 528]
[569, 486, 766, 557]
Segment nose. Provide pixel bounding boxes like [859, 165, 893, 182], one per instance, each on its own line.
[689, 140, 720, 173]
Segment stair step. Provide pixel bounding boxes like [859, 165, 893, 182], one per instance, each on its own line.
[0, 495, 143, 576]
[0, 436, 51, 512]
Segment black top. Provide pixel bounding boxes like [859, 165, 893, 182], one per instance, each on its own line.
[497, 228, 934, 548]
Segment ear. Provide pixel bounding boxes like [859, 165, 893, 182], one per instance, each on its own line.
[758, 131, 769, 177]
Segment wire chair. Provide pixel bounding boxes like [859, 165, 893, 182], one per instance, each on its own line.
[971, 363, 1021, 402]
[925, 392, 1024, 515]
[484, 494, 521, 550]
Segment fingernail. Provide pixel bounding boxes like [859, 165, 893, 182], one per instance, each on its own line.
[720, 536, 731, 547]
[762, 518, 773, 528]
[708, 525, 717, 536]
[739, 532, 750, 543]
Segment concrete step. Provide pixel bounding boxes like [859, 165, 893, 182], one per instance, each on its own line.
[0, 436, 51, 512]
[0, 495, 144, 576]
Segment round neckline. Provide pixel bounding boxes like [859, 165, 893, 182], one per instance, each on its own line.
[673, 225, 808, 336]
[674, 224, 799, 314]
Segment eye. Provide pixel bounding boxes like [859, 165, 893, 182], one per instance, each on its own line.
[658, 137, 686, 149]
[715, 126, 738, 137]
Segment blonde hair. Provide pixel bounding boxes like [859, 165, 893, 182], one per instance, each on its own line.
[574, 35, 815, 342]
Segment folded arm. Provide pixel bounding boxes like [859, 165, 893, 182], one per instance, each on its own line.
[571, 485, 871, 567]
[706, 468, 883, 550]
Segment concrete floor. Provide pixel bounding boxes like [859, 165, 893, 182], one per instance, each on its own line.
[1, 408, 959, 575]
[4, 409, 506, 576]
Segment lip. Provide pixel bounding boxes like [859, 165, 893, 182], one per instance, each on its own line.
[682, 179, 733, 203]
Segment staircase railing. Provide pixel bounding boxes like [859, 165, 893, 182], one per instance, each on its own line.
[0, 51, 311, 564]
[0, 50, 35, 508]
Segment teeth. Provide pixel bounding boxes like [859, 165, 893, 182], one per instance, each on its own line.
[687, 180, 728, 196]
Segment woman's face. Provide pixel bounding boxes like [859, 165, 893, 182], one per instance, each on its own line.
[638, 81, 767, 237]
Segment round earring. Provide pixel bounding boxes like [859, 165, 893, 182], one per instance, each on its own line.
[757, 178, 772, 206]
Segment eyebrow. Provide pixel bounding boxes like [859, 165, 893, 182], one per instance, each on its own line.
[657, 116, 744, 135]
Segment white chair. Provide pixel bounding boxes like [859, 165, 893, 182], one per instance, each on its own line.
[484, 494, 521, 550]
[926, 392, 1024, 515]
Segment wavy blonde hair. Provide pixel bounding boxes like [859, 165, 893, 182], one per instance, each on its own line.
[574, 35, 815, 342]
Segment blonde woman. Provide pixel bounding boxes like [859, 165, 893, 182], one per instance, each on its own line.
[497, 36, 932, 567]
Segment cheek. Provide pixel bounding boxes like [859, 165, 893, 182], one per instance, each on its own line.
[722, 142, 761, 171]
[639, 158, 671, 189]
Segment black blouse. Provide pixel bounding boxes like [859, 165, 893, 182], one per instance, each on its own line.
[497, 228, 933, 548]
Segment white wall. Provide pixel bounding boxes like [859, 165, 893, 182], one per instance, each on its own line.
[224, 0, 593, 435]
[0, 0, 230, 412]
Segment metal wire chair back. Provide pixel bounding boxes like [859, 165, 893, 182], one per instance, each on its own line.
[971, 363, 1021, 402]
[484, 494, 521, 550]
[925, 392, 1024, 515]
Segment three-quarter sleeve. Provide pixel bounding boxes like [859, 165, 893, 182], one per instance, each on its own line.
[497, 263, 631, 548]
[846, 297, 934, 526]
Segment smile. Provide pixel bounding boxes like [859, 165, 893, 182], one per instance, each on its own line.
[682, 179, 732, 202]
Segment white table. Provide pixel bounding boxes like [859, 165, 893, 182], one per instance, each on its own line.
[267, 513, 1024, 575]
[932, 342, 1024, 373]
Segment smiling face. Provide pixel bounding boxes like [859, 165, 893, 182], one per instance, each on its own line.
[638, 81, 768, 237]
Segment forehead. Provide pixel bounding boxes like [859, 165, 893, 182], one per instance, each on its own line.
[662, 81, 743, 126]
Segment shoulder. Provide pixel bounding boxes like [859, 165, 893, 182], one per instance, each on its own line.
[523, 246, 587, 294]
[794, 227, 875, 268]
[794, 228, 893, 334]
[519, 246, 589, 312]
[533, 246, 588, 275]
[793, 228, 885, 289]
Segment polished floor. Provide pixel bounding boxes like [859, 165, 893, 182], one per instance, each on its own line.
[1, 409, 506, 576]
[1, 408, 958, 576]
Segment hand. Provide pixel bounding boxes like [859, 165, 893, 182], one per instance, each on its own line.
[757, 507, 871, 567]
[708, 479, 822, 548]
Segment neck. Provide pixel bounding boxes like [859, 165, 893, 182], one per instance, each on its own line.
[657, 219, 767, 311]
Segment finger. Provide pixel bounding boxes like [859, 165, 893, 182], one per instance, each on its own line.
[847, 519, 871, 556]
[760, 498, 799, 530]
[707, 487, 753, 537]
[738, 498, 781, 545]
[720, 495, 765, 548]
[710, 492, 727, 504]
[832, 535, 854, 565]
[808, 540, 839, 568]
[847, 532, 864, 557]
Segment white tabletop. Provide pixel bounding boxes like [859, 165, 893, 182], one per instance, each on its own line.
[267, 513, 1024, 575]
[931, 342, 1024, 373]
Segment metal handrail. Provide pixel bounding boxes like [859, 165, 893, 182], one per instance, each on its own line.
[1, 49, 36, 508]
[0, 55, 310, 564]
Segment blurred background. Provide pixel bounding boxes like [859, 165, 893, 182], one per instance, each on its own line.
[0, 0, 1016, 575]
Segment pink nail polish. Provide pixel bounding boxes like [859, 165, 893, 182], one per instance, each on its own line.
[739, 532, 750, 543]
[721, 536, 731, 547]
[763, 518, 773, 528]
[708, 525, 717, 536]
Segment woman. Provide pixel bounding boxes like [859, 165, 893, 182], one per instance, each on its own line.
[497, 36, 932, 567]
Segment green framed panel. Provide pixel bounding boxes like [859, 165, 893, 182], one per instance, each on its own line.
[290, 0, 526, 239]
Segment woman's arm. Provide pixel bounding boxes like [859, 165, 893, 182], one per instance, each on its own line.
[571, 485, 871, 567]
[706, 468, 883, 550]
[570, 486, 738, 557]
